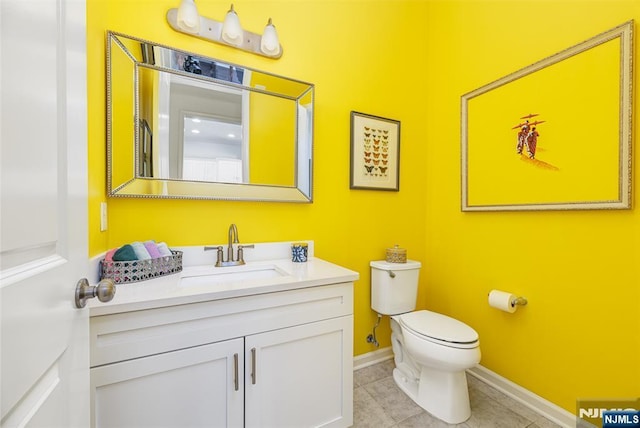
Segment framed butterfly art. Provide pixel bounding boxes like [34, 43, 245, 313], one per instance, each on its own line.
[350, 111, 400, 191]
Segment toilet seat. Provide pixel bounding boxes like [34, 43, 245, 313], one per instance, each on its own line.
[398, 310, 479, 349]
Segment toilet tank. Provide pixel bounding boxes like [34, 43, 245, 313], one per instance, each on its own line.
[370, 260, 421, 315]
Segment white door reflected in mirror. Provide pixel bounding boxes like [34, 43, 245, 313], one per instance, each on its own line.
[182, 113, 245, 183]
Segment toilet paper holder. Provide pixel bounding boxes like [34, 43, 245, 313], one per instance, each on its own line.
[511, 296, 528, 307]
[488, 290, 528, 313]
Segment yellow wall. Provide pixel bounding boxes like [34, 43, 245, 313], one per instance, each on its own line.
[87, 0, 639, 416]
[423, 0, 640, 414]
[248, 91, 295, 186]
[88, 0, 428, 373]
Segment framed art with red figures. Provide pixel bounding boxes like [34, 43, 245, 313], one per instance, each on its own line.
[461, 21, 633, 211]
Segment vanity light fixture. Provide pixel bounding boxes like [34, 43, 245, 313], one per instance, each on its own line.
[176, 0, 200, 34]
[166, 2, 283, 59]
[260, 18, 279, 56]
[221, 4, 243, 46]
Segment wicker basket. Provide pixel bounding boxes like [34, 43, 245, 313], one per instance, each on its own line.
[100, 250, 183, 284]
[385, 245, 407, 263]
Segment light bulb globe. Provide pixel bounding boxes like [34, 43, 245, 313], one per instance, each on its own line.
[221, 5, 243, 45]
[260, 19, 280, 56]
[177, 0, 200, 33]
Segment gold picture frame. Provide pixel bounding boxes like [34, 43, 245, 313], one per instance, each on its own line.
[350, 111, 400, 191]
[461, 21, 633, 211]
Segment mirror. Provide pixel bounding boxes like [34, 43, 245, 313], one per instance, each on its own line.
[107, 31, 314, 202]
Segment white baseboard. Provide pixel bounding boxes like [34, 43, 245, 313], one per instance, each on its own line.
[353, 348, 576, 427]
[353, 347, 393, 371]
[467, 365, 576, 428]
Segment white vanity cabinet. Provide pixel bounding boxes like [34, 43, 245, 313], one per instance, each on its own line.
[89, 281, 354, 428]
[91, 338, 244, 427]
[245, 316, 352, 427]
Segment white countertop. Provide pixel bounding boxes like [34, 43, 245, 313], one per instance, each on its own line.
[89, 255, 359, 317]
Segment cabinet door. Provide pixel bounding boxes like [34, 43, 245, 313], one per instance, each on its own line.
[91, 338, 244, 428]
[245, 316, 353, 428]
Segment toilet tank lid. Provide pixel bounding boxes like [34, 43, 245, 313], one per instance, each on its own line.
[370, 260, 421, 271]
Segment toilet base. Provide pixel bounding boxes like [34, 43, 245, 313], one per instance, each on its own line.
[392, 366, 471, 424]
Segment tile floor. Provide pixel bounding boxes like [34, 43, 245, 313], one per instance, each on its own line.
[353, 359, 564, 428]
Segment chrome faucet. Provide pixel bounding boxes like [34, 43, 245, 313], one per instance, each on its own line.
[227, 223, 239, 262]
[205, 223, 254, 267]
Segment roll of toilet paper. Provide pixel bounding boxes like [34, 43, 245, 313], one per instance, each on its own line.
[488, 290, 518, 313]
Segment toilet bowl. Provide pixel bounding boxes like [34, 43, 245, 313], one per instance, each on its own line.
[370, 260, 481, 424]
[392, 311, 480, 423]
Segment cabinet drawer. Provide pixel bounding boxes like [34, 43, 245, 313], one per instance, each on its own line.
[90, 282, 353, 367]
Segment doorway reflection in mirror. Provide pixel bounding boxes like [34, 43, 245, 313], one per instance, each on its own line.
[182, 113, 243, 183]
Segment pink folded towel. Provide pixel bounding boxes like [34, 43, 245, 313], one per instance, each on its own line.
[105, 248, 117, 262]
[144, 240, 162, 258]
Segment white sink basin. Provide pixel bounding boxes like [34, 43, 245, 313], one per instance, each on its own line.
[180, 264, 289, 288]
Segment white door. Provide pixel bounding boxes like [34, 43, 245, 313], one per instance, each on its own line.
[1, 0, 90, 427]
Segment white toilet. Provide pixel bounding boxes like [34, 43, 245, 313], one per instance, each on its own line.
[370, 260, 481, 424]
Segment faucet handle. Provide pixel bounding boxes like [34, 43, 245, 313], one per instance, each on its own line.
[237, 244, 254, 264]
[205, 246, 225, 266]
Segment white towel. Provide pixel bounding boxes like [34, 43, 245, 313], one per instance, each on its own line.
[157, 242, 173, 257]
[131, 242, 151, 260]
